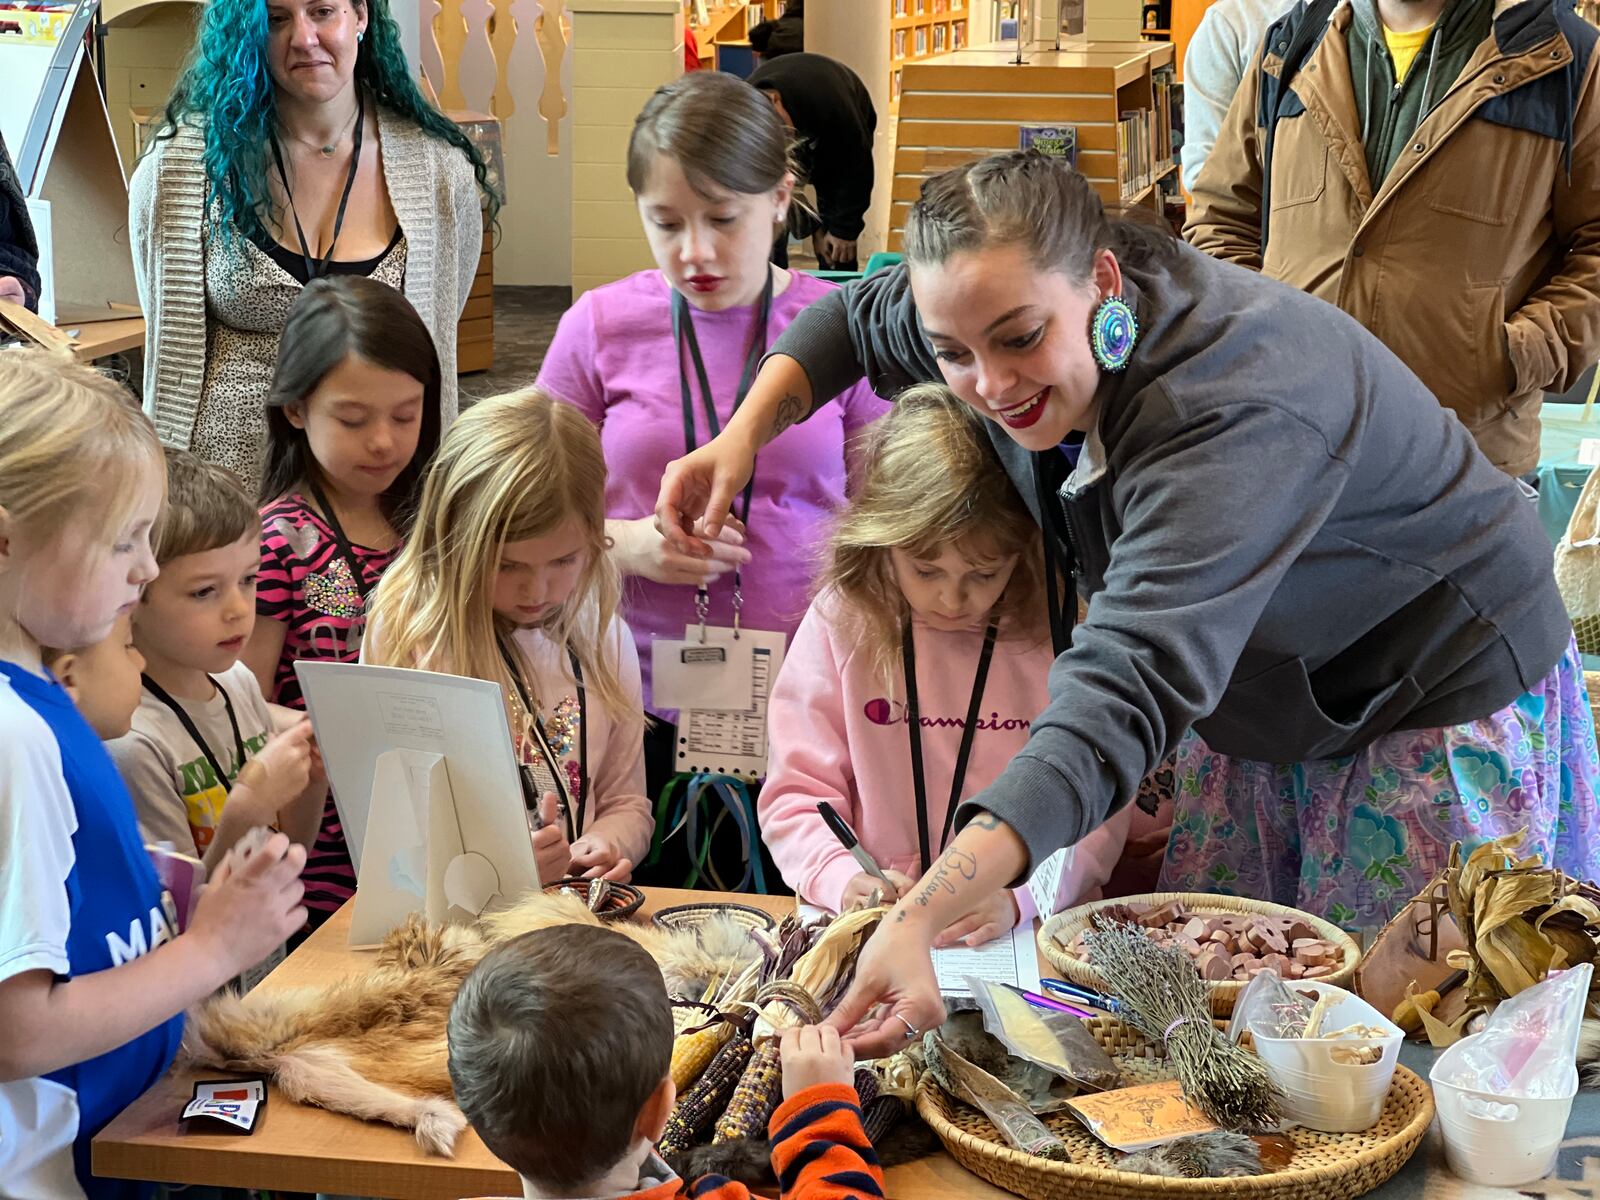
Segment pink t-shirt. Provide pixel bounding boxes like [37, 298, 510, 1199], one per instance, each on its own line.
[536, 270, 890, 715]
[759, 590, 1138, 922]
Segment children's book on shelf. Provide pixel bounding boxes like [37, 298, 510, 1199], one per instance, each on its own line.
[953, 19, 967, 46]
[1019, 123, 1078, 165]
[915, 24, 928, 54]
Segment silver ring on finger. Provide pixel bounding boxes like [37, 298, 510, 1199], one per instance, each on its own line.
[894, 1013, 920, 1040]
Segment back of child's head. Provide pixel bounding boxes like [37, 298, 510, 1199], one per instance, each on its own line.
[43, 615, 145, 739]
[260, 275, 441, 530]
[154, 448, 260, 567]
[825, 383, 1048, 676]
[368, 388, 632, 717]
[447, 924, 673, 1192]
[0, 348, 162, 559]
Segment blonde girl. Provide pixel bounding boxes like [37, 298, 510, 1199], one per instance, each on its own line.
[759, 385, 1134, 947]
[366, 388, 651, 883]
[0, 349, 304, 1199]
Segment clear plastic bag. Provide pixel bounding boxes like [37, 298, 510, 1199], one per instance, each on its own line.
[966, 977, 1122, 1091]
[1227, 969, 1315, 1042]
[1433, 962, 1592, 1098]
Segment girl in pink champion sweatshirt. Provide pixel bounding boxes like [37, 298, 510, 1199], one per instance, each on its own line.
[759, 386, 1136, 948]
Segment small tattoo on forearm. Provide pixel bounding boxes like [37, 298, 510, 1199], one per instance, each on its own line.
[968, 812, 1003, 832]
[912, 848, 978, 908]
[771, 392, 806, 437]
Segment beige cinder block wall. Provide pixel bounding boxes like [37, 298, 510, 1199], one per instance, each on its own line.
[569, 0, 682, 298]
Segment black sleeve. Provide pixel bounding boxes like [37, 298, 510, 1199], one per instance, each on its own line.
[812, 125, 875, 241]
[766, 262, 941, 411]
[0, 134, 41, 311]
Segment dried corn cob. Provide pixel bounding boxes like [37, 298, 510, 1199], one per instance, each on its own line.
[671, 1021, 734, 1091]
[712, 1038, 784, 1143]
[853, 1067, 880, 1111]
[659, 1031, 753, 1156]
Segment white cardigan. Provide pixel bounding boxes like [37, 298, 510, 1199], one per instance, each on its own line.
[127, 107, 483, 448]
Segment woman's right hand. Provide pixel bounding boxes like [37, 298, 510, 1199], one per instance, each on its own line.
[656, 434, 760, 556]
[532, 792, 574, 883]
[188, 831, 307, 980]
[608, 514, 751, 586]
[840, 868, 917, 911]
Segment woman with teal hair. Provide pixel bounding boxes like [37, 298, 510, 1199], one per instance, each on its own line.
[130, 0, 497, 483]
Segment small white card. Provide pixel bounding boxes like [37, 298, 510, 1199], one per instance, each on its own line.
[1580, 438, 1600, 467]
[676, 626, 786, 779]
[184, 1079, 266, 1132]
[652, 635, 755, 712]
[1027, 846, 1079, 919]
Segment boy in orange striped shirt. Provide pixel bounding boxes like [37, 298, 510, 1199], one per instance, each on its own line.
[448, 924, 887, 1200]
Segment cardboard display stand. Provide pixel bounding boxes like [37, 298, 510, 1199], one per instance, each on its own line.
[294, 661, 542, 946]
[1, 0, 141, 325]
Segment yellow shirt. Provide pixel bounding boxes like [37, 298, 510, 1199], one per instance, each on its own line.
[1384, 23, 1435, 83]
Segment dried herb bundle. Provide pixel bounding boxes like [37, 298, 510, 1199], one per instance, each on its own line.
[1086, 919, 1279, 1131]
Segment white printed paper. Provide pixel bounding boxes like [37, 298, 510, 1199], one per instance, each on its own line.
[676, 626, 786, 779]
[651, 636, 755, 711]
[184, 1080, 266, 1131]
[932, 922, 1042, 1000]
[1027, 846, 1079, 919]
[1580, 438, 1600, 467]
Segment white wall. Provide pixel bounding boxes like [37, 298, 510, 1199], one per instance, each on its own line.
[802, 0, 892, 259]
[420, 0, 575, 286]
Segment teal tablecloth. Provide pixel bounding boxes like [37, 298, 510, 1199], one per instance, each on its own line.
[1538, 406, 1600, 546]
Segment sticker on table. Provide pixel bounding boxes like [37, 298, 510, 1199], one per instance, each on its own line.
[183, 1079, 267, 1133]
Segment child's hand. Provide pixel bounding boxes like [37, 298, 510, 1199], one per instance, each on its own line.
[569, 832, 633, 881]
[779, 1025, 856, 1100]
[249, 720, 315, 811]
[188, 831, 307, 979]
[841, 868, 916, 911]
[532, 792, 573, 883]
[933, 889, 1020, 949]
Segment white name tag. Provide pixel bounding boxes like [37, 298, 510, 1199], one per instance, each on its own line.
[652, 636, 755, 711]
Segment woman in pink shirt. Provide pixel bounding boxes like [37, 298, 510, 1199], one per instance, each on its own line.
[760, 386, 1136, 947]
[536, 72, 886, 796]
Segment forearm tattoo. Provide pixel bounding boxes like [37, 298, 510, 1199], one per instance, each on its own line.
[770, 392, 806, 439]
[892, 811, 1006, 923]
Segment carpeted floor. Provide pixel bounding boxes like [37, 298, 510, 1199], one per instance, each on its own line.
[458, 284, 571, 406]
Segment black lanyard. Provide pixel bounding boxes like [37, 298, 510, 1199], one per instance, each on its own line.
[499, 635, 589, 844]
[673, 270, 774, 616]
[141, 673, 248, 796]
[1035, 455, 1078, 657]
[903, 617, 1000, 874]
[305, 477, 377, 601]
[268, 88, 366, 283]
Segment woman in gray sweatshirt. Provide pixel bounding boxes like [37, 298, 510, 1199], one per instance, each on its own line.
[656, 151, 1600, 1055]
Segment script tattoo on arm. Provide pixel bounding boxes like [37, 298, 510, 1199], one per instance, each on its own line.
[890, 812, 1010, 922]
[770, 392, 806, 439]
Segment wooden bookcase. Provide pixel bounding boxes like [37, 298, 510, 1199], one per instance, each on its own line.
[687, 0, 785, 69]
[889, 0, 972, 107]
[888, 39, 1176, 250]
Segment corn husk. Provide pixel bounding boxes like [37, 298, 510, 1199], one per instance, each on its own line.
[750, 905, 886, 1042]
[1418, 829, 1600, 1045]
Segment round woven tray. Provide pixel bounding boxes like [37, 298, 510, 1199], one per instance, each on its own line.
[1039, 893, 1361, 1017]
[915, 1016, 1432, 1200]
[542, 878, 645, 922]
[652, 901, 778, 935]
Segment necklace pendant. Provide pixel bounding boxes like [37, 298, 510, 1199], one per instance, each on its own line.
[320, 144, 336, 157]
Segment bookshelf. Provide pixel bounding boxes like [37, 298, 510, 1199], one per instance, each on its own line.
[890, 0, 971, 108]
[888, 40, 1178, 250]
[687, 1, 785, 69]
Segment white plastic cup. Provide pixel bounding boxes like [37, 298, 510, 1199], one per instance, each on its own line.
[1430, 1047, 1577, 1186]
[1251, 983, 1404, 1133]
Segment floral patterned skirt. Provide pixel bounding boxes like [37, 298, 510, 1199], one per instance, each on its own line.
[1158, 639, 1600, 933]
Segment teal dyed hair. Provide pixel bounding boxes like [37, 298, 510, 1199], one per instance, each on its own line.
[154, 0, 500, 244]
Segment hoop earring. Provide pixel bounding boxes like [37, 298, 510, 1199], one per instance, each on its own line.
[1089, 295, 1138, 373]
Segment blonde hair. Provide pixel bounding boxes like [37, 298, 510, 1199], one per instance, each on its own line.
[367, 388, 635, 729]
[823, 384, 1049, 684]
[0, 348, 163, 552]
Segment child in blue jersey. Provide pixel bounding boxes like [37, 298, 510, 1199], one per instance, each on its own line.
[0, 350, 309, 1200]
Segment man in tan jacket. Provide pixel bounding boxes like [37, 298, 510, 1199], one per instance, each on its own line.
[1185, 0, 1600, 477]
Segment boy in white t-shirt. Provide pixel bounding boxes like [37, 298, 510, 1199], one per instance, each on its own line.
[109, 450, 322, 873]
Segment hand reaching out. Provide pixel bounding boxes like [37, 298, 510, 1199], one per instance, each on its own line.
[531, 791, 573, 883]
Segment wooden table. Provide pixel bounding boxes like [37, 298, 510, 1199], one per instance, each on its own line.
[68, 315, 146, 361]
[94, 889, 1014, 1200]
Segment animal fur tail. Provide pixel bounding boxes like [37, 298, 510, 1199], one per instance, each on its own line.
[272, 1044, 466, 1156]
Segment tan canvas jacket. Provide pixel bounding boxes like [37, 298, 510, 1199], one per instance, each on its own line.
[1186, 0, 1600, 475]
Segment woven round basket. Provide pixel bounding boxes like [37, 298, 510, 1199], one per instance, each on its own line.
[542, 878, 645, 922]
[1039, 893, 1361, 1017]
[652, 901, 779, 936]
[915, 1016, 1432, 1200]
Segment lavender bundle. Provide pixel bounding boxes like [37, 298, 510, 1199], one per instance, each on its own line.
[1086, 918, 1279, 1130]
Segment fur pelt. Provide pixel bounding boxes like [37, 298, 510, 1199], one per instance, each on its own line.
[667, 1112, 942, 1189]
[186, 893, 762, 1154]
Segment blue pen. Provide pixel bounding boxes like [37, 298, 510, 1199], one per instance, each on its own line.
[1042, 978, 1122, 1014]
[1000, 982, 1096, 1019]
